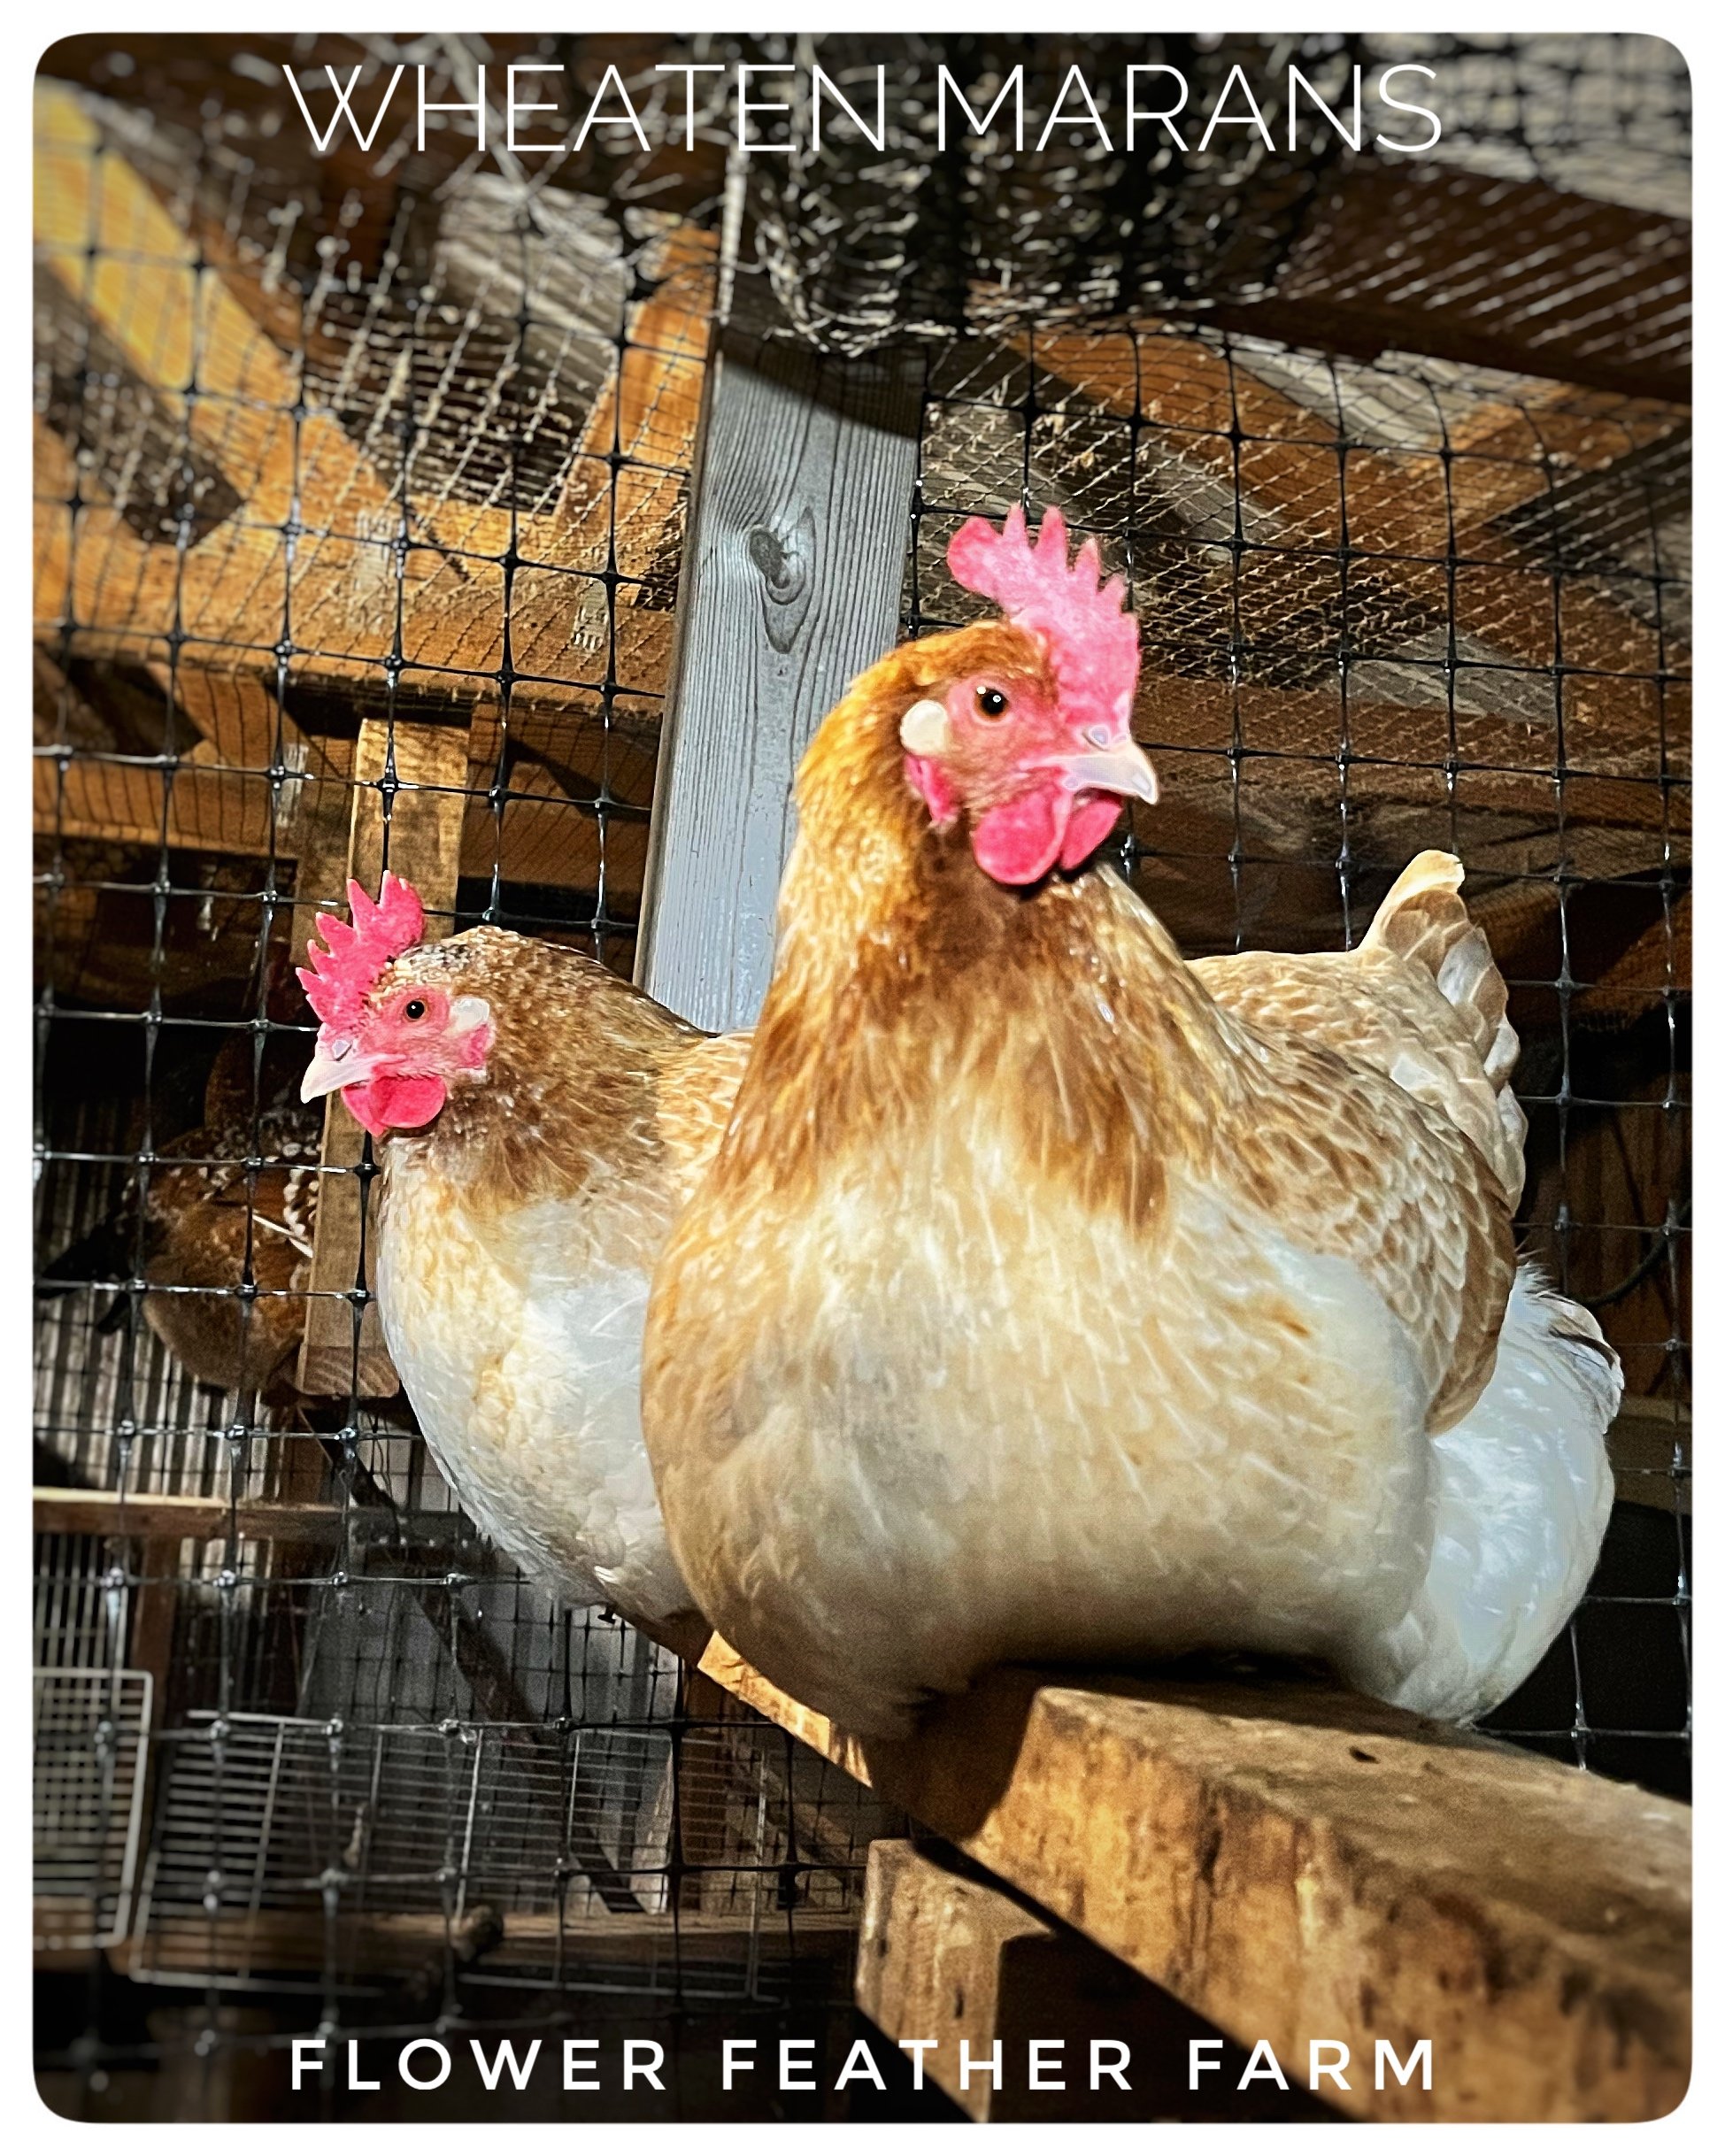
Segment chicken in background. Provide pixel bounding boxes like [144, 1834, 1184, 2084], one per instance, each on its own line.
[297, 880, 750, 1625]
[35, 1027, 396, 1406]
[641, 505, 1619, 1738]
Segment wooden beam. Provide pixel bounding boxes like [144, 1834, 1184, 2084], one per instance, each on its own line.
[35, 79, 396, 568]
[554, 221, 715, 580]
[858, 1839, 1332, 2121]
[295, 716, 468, 1396]
[665, 1637, 1690, 2124]
[672, 1665, 749, 1913]
[119, 1904, 859, 1983]
[1216, 163, 1690, 404]
[30, 1487, 409, 1546]
[31, 659, 655, 900]
[1030, 328, 1687, 702]
[35, 748, 281, 859]
[635, 327, 921, 1028]
[125, 1537, 181, 1667]
[28, 1482, 457, 1552]
[34, 84, 713, 855]
[31, 88, 695, 918]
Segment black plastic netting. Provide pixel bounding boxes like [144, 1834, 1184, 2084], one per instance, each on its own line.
[743, 34, 1355, 354]
[731, 32, 1689, 356]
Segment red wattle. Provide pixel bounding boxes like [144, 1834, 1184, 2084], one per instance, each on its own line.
[344, 1074, 448, 1137]
[971, 782, 1072, 886]
[1059, 793, 1127, 870]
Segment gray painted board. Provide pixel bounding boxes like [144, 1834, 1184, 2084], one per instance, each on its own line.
[635, 329, 920, 1030]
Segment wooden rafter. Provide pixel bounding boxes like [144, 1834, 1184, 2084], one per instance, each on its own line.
[34, 83, 714, 903]
[1030, 326, 1689, 699]
[1216, 163, 1690, 404]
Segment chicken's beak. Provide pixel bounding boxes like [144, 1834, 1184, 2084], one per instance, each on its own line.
[301, 1042, 389, 1103]
[1050, 739, 1160, 805]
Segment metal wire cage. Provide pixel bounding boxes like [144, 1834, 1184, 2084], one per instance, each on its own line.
[34, 28, 1690, 2123]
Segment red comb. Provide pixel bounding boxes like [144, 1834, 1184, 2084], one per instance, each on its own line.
[946, 504, 1141, 735]
[296, 872, 425, 1036]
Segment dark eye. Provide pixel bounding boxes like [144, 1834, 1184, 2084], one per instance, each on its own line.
[402, 998, 427, 1021]
[975, 685, 1009, 720]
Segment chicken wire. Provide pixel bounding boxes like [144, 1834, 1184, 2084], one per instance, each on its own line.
[34, 27, 1690, 2121]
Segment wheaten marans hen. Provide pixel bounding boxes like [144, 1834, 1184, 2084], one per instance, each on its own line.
[640, 506, 1618, 1737]
[298, 880, 749, 1623]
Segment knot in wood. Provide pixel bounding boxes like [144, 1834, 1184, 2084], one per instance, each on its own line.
[748, 507, 815, 652]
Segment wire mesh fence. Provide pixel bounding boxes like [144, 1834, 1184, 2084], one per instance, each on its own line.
[34, 27, 1690, 2122]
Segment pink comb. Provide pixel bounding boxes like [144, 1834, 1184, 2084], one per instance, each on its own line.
[946, 504, 1141, 735]
[297, 871, 425, 1036]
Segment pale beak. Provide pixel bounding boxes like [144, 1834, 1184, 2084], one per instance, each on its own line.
[301, 1042, 389, 1103]
[1049, 739, 1160, 805]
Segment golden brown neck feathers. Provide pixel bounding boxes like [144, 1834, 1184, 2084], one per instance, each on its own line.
[715, 627, 1236, 1224]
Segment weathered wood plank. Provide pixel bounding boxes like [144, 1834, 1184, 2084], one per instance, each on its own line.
[35, 1488, 350, 1544]
[666, 1635, 1690, 2123]
[120, 1905, 859, 1983]
[635, 329, 920, 1028]
[295, 716, 467, 1396]
[858, 1838, 1332, 2121]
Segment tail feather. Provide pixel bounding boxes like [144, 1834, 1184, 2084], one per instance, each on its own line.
[1343, 1267, 1621, 1723]
[1364, 850, 1527, 1179]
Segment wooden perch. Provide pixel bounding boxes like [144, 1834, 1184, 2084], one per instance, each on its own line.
[122, 1905, 859, 1985]
[858, 1838, 1331, 2121]
[649, 1632, 1690, 2124]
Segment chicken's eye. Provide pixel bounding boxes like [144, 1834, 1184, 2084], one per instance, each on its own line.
[402, 998, 427, 1022]
[974, 685, 1009, 720]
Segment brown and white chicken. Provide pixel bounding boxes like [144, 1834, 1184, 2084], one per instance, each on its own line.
[298, 882, 748, 1624]
[38, 1032, 358, 1405]
[641, 506, 1619, 1737]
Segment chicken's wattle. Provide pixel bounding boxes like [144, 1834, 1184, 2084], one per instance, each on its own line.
[972, 781, 1125, 885]
[343, 1072, 447, 1138]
